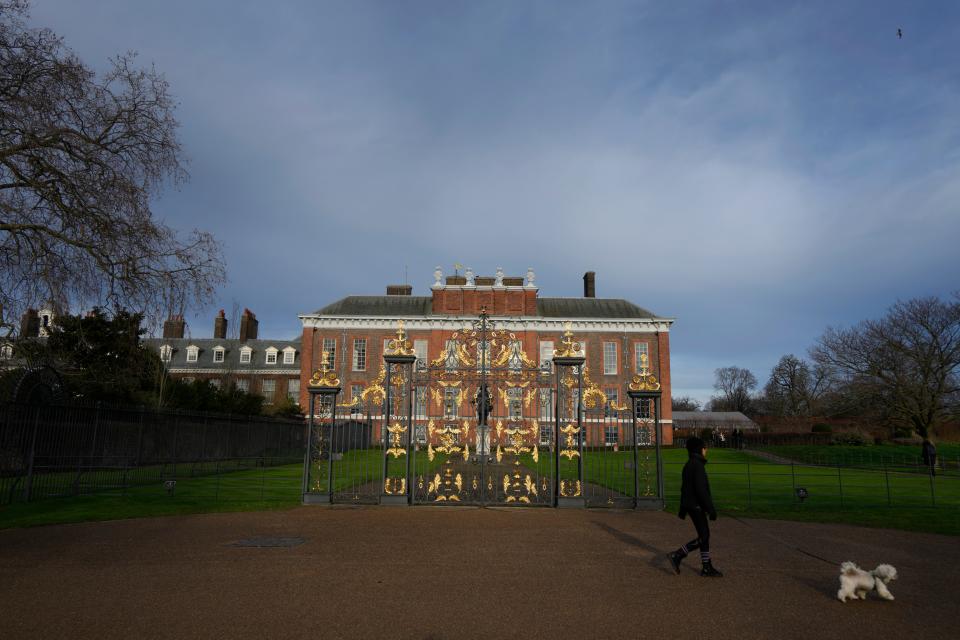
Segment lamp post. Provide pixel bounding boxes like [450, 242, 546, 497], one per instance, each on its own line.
[552, 324, 586, 508]
[627, 353, 663, 509]
[302, 351, 340, 504]
[382, 322, 416, 505]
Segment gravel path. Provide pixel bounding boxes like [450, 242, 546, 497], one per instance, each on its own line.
[1, 507, 955, 639]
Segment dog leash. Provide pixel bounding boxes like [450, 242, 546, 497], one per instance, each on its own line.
[729, 515, 840, 567]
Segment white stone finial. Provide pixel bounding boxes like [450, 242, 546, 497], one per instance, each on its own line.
[433, 266, 443, 287]
[495, 266, 504, 287]
[465, 267, 475, 286]
[525, 267, 536, 288]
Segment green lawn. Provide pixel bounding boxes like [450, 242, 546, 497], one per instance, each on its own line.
[756, 443, 960, 473]
[3, 447, 959, 536]
[0, 463, 304, 529]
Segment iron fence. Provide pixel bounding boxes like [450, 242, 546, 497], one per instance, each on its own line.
[0, 402, 306, 504]
[660, 454, 960, 511]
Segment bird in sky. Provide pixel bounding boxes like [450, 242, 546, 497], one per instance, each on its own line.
[898, 28, 903, 39]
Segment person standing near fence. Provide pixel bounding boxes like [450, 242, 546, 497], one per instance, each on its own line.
[667, 436, 722, 577]
[921, 438, 937, 477]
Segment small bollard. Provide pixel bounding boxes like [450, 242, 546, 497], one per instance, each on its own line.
[164, 479, 177, 496]
[795, 487, 808, 502]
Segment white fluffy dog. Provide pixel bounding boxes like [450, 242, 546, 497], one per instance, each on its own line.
[837, 561, 898, 602]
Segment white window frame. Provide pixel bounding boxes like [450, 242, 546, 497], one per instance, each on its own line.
[635, 342, 650, 372]
[539, 388, 554, 422]
[160, 345, 172, 362]
[353, 338, 367, 371]
[539, 340, 554, 372]
[186, 345, 199, 363]
[603, 342, 617, 375]
[261, 379, 276, 403]
[236, 379, 250, 393]
[444, 339, 458, 371]
[605, 388, 619, 417]
[265, 348, 278, 365]
[213, 346, 225, 363]
[507, 387, 523, 419]
[507, 340, 524, 371]
[287, 378, 300, 400]
[604, 423, 619, 446]
[210, 378, 222, 389]
[539, 422, 552, 446]
[282, 347, 296, 364]
[415, 386, 427, 419]
[414, 340, 428, 367]
[240, 347, 252, 364]
[323, 338, 336, 368]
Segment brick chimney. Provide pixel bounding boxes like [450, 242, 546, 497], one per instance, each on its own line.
[239, 308, 258, 342]
[20, 308, 40, 338]
[386, 285, 413, 296]
[583, 271, 596, 298]
[213, 309, 227, 339]
[163, 315, 186, 339]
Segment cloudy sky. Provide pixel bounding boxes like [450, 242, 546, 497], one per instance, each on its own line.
[26, 1, 960, 403]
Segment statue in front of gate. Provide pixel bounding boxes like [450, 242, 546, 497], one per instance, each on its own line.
[473, 383, 493, 425]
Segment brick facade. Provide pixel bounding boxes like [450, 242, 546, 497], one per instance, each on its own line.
[298, 269, 674, 443]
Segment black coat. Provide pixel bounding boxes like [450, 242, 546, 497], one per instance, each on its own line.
[678, 453, 716, 519]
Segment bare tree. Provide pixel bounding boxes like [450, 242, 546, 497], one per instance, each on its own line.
[0, 1, 225, 330]
[811, 295, 960, 438]
[672, 395, 701, 412]
[710, 366, 757, 413]
[763, 354, 828, 416]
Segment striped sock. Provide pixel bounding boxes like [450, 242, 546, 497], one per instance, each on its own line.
[700, 551, 710, 564]
[680, 544, 689, 555]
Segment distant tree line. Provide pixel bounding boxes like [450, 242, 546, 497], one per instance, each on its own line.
[676, 294, 960, 439]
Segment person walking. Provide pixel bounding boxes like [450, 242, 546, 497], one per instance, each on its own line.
[921, 437, 937, 477]
[667, 436, 722, 577]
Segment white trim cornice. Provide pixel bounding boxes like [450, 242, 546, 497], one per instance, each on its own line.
[297, 314, 673, 333]
[168, 368, 300, 375]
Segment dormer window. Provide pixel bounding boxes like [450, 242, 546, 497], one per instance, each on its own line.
[39, 309, 53, 337]
[265, 347, 278, 365]
[282, 347, 296, 364]
[240, 347, 252, 364]
[160, 345, 173, 362]
[186, 345, 199, 363]
[213, 346, 225, 363]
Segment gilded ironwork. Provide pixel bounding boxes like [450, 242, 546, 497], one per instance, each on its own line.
[406, 308, 573, 506]
[384, 478, 406, 495]
[559, 480, 581, 497]
[386, 422, 407, 458]
[385, 320, 415, 356]
[426, 420, 470, 501]
[559, 423, 581, 460]
[581, 366, 607, 409]
[552, 323, 582, 358]
[629, 353, 661, 392]
[360, 365, 386, 403]
[308, 350, 340, 388]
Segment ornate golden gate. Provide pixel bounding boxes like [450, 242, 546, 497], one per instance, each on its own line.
[302, 311, 665, 508]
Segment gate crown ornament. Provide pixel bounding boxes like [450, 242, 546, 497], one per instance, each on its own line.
[308, 350, 341, 388]
[553, 323, 582, 358]
[628, 353, 660, 392]
[385, 320, 415, 357]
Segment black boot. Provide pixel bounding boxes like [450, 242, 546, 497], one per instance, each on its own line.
[700, 561, 723, 577]
[667, 550, 685, 574]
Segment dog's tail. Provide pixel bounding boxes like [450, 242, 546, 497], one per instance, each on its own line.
[840, 562, 860, 576]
